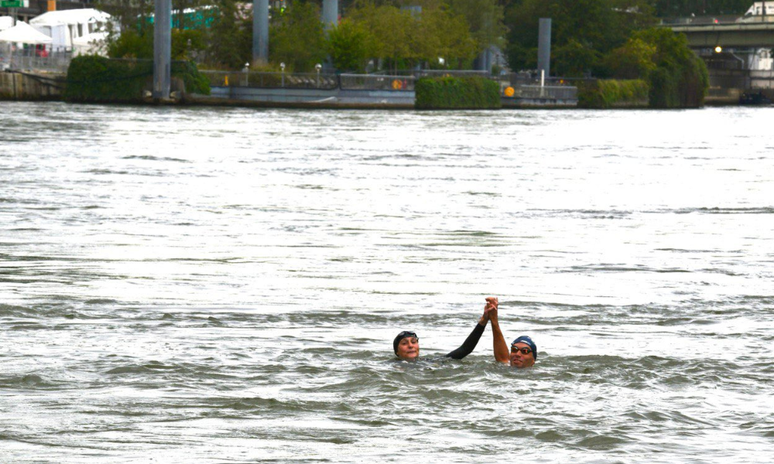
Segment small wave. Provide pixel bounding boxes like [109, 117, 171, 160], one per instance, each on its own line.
[0, 374, 60, 389]
[0, 304, 39, 318]
[671, 207, 774, 215]
[106, 361, 185, 375]
[122, 155, 189, 163]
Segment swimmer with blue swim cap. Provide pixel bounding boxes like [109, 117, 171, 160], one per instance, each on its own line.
[485, 297, 537, 368]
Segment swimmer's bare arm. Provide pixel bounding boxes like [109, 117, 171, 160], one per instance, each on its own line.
[487, 297, 509, 364]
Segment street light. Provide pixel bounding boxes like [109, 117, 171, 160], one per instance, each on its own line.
[243, 62, 249, 86]
[714, 46, 723, 53]
[280, 62, 286, 87]
[315, 63, 322, 88]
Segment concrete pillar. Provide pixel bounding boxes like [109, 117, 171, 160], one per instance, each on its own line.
[322, 0, 338, 30]
[153, 0, 171, 100]
[537, 18, 551, 79]
[253, 0, 268, 64]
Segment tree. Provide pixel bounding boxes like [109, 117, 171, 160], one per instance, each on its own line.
[421, 4, 478, 68]
[204, 0, 252, 69]
[326, 19, 374, 72]
[603, 36, 657, 79]
[504, 0, 655, 73]
[447, 0, 508, 54]
[636, 27, 708, 107]
[270, 1, 328, 72]
[344, 1, 477, 72]
[552, 39, 602, 77]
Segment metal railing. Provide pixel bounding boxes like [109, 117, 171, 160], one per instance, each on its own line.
[340, 73, 415, 91]
[659, 15, 744, 26]
[514, 85, 578, 100]
[199, 70, 416, 91]
[196, 69, 580, 100]
[1, 48, 73, 73]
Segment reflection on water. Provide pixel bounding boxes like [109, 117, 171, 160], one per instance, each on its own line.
[1, 102, 773, 463]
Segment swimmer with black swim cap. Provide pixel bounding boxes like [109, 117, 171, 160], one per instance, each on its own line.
[486, 297, 538, 368]
[393, 302, 491, 361]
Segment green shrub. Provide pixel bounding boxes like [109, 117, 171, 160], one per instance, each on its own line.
[64, 56, 210, 103]
[578, 79, 649, 108]
[415, 76, 501, 109]
[172, 60, 211, 96]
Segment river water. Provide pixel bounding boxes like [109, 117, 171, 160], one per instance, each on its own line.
[1, 102, 773, 463]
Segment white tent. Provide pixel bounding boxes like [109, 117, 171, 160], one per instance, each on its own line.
[29, 8, 112, 28]
[29, 8, 113, 49]
[0, 16, 14, 32]
[0, 21, 53, 45]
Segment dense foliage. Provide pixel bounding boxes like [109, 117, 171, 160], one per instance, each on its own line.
[64, 55, 210, 103]
[637, 27, 708, 107]
[577, 79, 649, 108]
[415, 76, 501, 109]
[504, 0, 657, 77]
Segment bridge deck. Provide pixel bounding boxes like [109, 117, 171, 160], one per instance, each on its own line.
[667, 21, 774, 48]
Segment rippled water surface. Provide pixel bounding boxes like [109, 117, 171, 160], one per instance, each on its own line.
[1, 102, 773, 463]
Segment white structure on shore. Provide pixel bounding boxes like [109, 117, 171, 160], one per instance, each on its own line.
[29, 8, 113, 54]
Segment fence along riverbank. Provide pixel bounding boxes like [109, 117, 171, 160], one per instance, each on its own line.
[191, 69, 578, 108]
[0, 56, 578, 108]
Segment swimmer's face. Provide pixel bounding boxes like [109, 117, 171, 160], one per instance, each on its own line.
[396, 336, 420, 360]
[510, 343, 535, 368]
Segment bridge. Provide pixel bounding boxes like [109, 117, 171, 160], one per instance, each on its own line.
[662, 16, 774, 101]
[664, 17, 774, 48]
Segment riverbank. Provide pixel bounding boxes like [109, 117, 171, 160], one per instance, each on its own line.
[1, 69, 579, 109]
[6, 68, 765, 108]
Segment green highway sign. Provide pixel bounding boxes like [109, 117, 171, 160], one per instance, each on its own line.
[1, 0, 26, 7]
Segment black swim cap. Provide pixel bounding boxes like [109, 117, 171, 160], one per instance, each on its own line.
[393, 331, 418, 355]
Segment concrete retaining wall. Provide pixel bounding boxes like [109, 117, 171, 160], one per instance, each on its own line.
[0, 72, 65, 100]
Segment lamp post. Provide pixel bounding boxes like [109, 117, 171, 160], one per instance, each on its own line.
[315, 63, 322, 88]
[280, 62, 285, 87]
[243, 62, 249, 86]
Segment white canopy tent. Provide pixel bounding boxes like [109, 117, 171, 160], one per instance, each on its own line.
[0, 16, 14, 32]
[0, 21, 53, 45]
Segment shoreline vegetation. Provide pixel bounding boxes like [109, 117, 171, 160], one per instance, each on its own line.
[3, 0, 720, 108]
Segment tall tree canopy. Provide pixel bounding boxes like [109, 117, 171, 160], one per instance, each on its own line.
[504, 0, 656, 75]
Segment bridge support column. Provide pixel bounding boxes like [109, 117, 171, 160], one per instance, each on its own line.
[253, 0, 269, 64]
[322, 0, 338, 30]
[153, 0, 171, 100]
[538, 18, 552, 79]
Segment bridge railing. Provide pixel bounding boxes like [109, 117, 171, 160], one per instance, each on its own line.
[660, 15, 745, 26]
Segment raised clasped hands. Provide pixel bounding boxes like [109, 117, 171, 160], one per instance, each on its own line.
[484, 296, 498, 322]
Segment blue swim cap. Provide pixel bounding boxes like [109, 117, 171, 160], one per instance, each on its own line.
[511, 335, 537, 360]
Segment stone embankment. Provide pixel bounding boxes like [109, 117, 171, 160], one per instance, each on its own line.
[0, 71, 64, 100]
